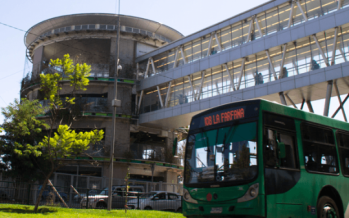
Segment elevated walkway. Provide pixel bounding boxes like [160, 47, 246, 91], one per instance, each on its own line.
[139, 62, 349, 129]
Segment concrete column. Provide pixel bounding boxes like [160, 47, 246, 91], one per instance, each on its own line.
[32, 46, 44, 77]
[167, 131, 174, 163]
[323, 81, 333, 117]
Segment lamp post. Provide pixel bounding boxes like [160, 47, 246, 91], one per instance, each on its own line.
[108, 0, 121, 211]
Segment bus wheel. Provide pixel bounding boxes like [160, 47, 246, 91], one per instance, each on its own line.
[317, 196, 340, 218]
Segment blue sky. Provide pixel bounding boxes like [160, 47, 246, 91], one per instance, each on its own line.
[0, 0, 348, 125]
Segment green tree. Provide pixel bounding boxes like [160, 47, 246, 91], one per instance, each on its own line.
[0, 99, 51, 182]
[1, 54, 104, 212]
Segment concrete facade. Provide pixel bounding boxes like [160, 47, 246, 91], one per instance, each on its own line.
[23, 14, 184, 186]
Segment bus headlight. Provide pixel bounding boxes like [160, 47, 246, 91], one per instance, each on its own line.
[250, 188, 257, 197]
[237, 183, 259, 203]
[183, 189, 198, 204]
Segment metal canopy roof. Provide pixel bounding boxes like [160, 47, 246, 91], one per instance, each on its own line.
[24, 13, 184, 47]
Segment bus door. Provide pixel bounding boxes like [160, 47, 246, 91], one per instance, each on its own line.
[263, 113, 302, 218]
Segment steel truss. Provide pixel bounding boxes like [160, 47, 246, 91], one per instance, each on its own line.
[137, 0, 348, 119]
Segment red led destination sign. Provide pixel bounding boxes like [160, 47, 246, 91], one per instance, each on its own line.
[203, 107, 245, 127]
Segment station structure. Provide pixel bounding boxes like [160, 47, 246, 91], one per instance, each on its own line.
[136, 0, 349, 129]
[22, 14, 184, 190]
[22, 0, 349, 194]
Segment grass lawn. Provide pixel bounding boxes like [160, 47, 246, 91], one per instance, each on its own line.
[0, 204, 185, 218]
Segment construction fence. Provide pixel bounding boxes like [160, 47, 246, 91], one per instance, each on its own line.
[0, 173, 183, 211]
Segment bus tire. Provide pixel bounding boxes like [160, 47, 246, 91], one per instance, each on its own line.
[317, 196, 340, 218]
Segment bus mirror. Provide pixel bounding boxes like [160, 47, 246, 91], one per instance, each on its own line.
[278, 142, 286, 159]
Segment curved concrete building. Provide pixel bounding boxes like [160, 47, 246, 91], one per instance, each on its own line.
[21, 13, 184, 194]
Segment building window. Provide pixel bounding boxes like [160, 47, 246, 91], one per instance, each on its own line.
[143, 149, 155, 160]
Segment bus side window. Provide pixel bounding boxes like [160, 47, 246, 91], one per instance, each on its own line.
[279, 134, 296, 168]
[263, 113, 298, 169]
[264, 129, 278, 168]
[263, 129, 297, 169]
[302, 123, 338, 174]
[336, 133, 349, 176]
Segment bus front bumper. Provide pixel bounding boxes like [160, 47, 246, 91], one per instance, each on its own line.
[182, 195, 264, 217]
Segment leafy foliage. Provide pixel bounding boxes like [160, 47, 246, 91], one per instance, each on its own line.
[1, 99, 48, 139]
[0, 54, 103, 211]
[0, 99, 50, 182]
[39, 125, 103, 158]
[40, 54, 91, 109]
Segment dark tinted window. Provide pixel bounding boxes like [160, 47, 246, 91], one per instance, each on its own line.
[336, 133, 349, 176]
[302, 123, 338, 174]
[263, 113, 298, 169]
[302, 124, 335, 144]
[168, 193, 179, 200]
[264, 113, 295, 131]
[264, 129, 297, 169]
[156, 193, 166, 200]
[116, 188, 123, 196]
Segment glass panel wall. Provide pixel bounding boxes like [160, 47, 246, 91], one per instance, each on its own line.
[304, 0, 322, 20]
[265, 7, 280, 35]
[221, 26, 232, 51]
[343, 0, 349, 8]
[256, 12, 266, 38]
[256, 51, 271, 84]
[139, 25, 349, 114]
[283, 42, 298, 77]
[212, 65, 223, 96]
[138, 0, 345, 79]
[244, 55, 257, 88]
[177, 49, 185, 67]
[202, 34, 211, 58]
[321, 0, 338, 15]
[192, 71, 203, 100]
[292, 2, 307, 26]
[184, 42, 193, 63]
[201, 69, 212, 99]
[231, 22, 244, 47]
[211, 31, 220, 55]
[192, 38, 202, 62]
[242, 18, 252, 43]
[224, 62, 234, 93]
[278, 3, 291, 31]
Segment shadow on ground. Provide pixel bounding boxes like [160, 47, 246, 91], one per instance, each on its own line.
[0, 206, 57, 214]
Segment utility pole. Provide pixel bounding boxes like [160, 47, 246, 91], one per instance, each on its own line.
[108, 0, 121, 211]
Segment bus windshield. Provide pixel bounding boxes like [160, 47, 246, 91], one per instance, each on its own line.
[185, 122, 257, 186]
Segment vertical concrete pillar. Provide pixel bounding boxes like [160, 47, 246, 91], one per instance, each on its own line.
[110, 37, 117, 77]
[32, 46, 44, 77]
[323, 81, 333, 117]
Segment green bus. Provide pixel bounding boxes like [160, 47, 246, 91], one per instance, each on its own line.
[182, 99, 349, 218]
